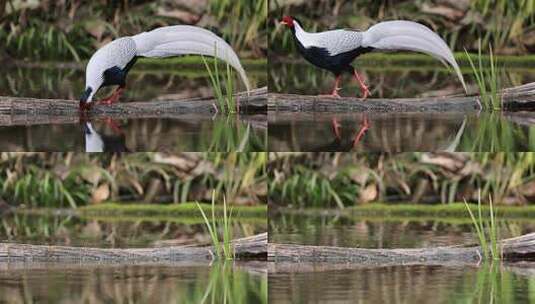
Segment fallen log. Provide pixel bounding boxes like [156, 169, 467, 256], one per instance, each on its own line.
[268, 232, 535, 265]
[0, 87, 266, 116]
[269, 93, 481, 112]
[0, 233, 267, 263]
[269, 83, 535, 112]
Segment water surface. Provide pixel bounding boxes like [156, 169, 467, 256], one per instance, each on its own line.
[269, 210, 535, 303]
[269, 263, 535, 304]
[270, 211, 535, 248]
[1, 211, 267, 248]
[0, 262, 267, 303]
[0, 116, 266, 152]
[269, 112, 535, 152]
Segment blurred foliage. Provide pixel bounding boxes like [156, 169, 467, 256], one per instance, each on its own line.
[270, 0, 535, 56]
[0, 0, 266, 61]
[268, 152, 535, 208]
[0, 152, 267, 208]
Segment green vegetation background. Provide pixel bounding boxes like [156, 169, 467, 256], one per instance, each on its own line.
[270, 0, 535, 55]
[0, 0, 267, 61]
[269, 152, 535, 208]
[0, 152, 267, 209]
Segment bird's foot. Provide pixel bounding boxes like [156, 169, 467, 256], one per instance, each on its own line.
[97, 87, 124, 105]
[359, 85, 371, 101]
[97, 96, 119, 105]
[331, 117, 341, 140]
[319, 88, 342, 98]
[352, 117, 369, 148]
[331, 86, 342, 98]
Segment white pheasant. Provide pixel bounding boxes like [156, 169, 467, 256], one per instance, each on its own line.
[281, 16, 467, 98]
[79, 26, 250, 111]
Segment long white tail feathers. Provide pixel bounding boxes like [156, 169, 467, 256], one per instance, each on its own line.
[132, 26, 250, 91]
[362, 20, 467, 93]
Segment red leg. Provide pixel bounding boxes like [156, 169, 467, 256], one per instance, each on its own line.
[352, 116, 369, 148]
[353, 70, 371, 100]
[101, 117, 124, 135]
[330, 75, 342, 97]
[331, 117, 341, 141]
[319, 75, 342, 98]
[98, 86, 125, 105]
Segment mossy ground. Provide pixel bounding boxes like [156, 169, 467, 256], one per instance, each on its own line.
[79, 202, 267, 220]
[278, 203, 535, 225]
[350, 203, 535, 219]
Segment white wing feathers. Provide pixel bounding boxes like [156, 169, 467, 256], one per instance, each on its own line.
[132, 26, 250, 91]
[362, 20, 467, 93]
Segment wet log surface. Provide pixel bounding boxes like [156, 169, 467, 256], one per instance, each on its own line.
[4, 232, 535, 266]
[269, 83, 535, 112]
[0, 233, 267, 263]
[0, 87, 266, 116]
[269, 233, 535, 265]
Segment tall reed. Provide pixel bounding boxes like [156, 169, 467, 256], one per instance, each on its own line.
[195, 191, 234, 259]
[463, 191, 500, 260]
[202, 55, 237, 114]
[465, 40, 501, 109]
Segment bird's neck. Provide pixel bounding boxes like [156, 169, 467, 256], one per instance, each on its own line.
[293, 22, 317, 48]
[293, 22, 307, 37]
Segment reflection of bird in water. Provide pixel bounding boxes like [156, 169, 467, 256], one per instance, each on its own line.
[79, 25, 250, 111]
[442, 115, 467, 152]
[326, 114, 467, 152]
[330, 115, 369, 150]
[280, 16, 467, 98]
[83, 119, 128, 152]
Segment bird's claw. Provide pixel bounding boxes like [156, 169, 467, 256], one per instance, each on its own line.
[319, 87, 342, 98]
[359, 85, 371, 101]
[97, 87, 124, 105]
[97, 98, 116, 105]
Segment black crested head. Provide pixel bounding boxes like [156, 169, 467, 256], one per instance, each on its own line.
[79, 87, 93, 111]
[80, 87, 92, 104]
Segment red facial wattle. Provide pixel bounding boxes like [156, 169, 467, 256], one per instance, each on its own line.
[281, 16, 294, 28]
